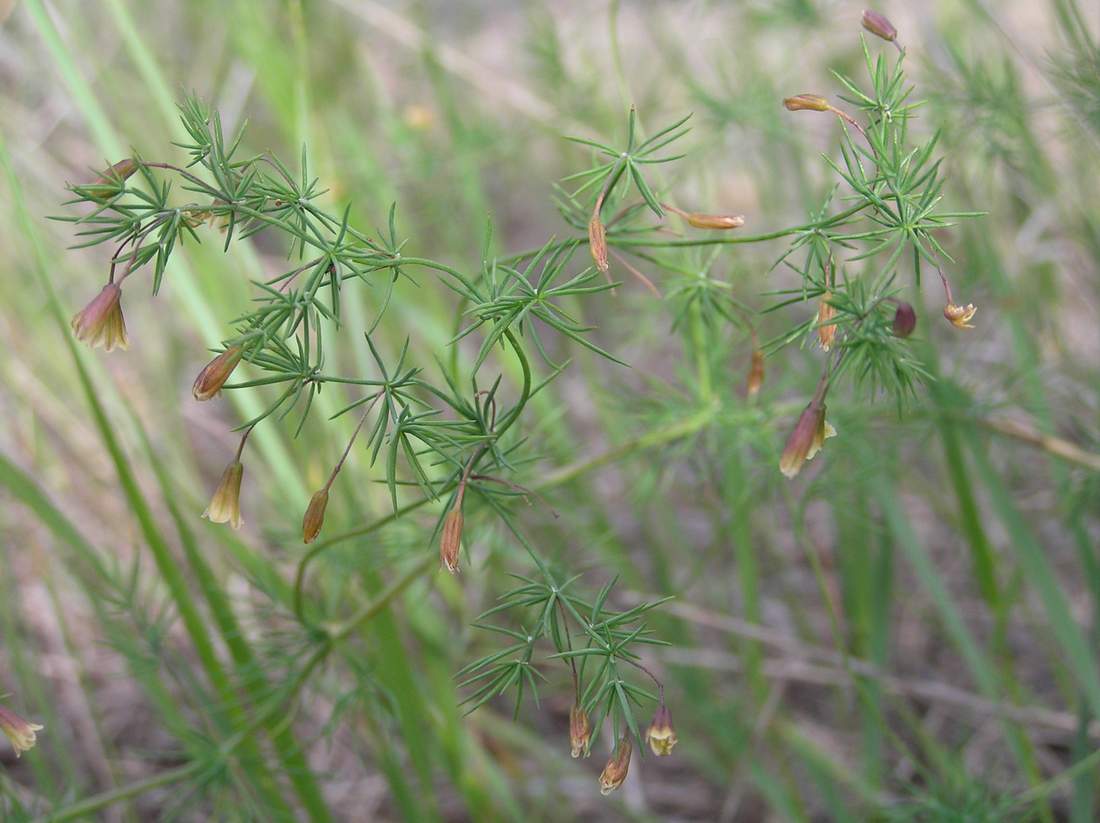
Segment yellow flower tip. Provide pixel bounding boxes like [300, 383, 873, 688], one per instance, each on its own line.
[202, 461, 244, 530]
[302, 489, 330, 544]
[598, 737, 632, 795]
[439, 509, 463, 574]
[646, 704, 678, 756]
[780, 402, 835, 478]
[192, 345, 244, 401]
[71, 283, 129, 352]
[783, 94, 831, 113]
[0, 705, 44, 758]
[569, 703, 592, 759]
[943, 302, 977, 329]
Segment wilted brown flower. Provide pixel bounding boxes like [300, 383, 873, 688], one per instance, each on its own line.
[779, 400, 837, 479]
[943, 302, 977, 329]
[71, 283, 128, 352]
[569, 703, 592, 758]
[783, 94, 831, 112]
[202, 460, 244, 529]
[861, 10, 898, 43]
[192, 345, 244, 401]
[746, 348, 765, 398]
[646, 703, 678, 756]
[816, 293, 838, 351]
[439, 508, 463, 573]
[302, 489, 329, 544]
[588, 211, 609, 274]
[598, 736, 633, 795]
[686, 212, 745, 230]
[892, 301, 917, 337]
[0, 705, 43, 758]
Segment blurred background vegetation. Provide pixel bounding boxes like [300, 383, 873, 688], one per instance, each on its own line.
[2, 0, 1100, 820]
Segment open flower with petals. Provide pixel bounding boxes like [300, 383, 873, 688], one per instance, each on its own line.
[202, 460, 244, 529]
[943, 302, 977, 329]
[599, 736, 633, 795]
[0, 705, 43, 758]
[779, 401, 837, 479]
[71, 283, 128, 351]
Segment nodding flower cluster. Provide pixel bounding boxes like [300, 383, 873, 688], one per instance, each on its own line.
[0, 703, 43, 758]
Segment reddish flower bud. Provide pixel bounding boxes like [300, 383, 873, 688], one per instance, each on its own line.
[302, 489, 329, 544]
[192, 345, 244, 401]
[646, 703, 678, 756]
[0, 705, 43, 758]
[440, 509, 463, 573]
[202, 460, 244, 530]
[588, 212, 609, 274]
[81, 158, 139, 198]
[686, 212, 745, 230]
[745, 348, 765, 398]
[598, 736, 632, 795]
[569, 703, 592, 758]
[71, 283, 128, 352]
[861, 9, 898, 43]
[783, 94, 831, 112]
[779, 401, 837, 479]
[892, 301, 917, 337]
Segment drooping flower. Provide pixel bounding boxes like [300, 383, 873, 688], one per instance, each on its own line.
[202, 460, 244, 529]
[302, 489, 330, 544]
[745, 348, 765, 398]
[892, 301, 917, 338]
[645, 703, 678, 756]
[943, 302, 977, 329]
[71, 283, 128, 351]
[588, 211, 609, 274]
[569, 703, 592, 759]
[192, 345, 244, 401]
[439, 508, 463, 574]
[598, 736, 633, 795]
[816, 292, 838, 352]
[0, 705, 44, 758]
[783, 94, 831, 112]
[779, 401, 837, 479]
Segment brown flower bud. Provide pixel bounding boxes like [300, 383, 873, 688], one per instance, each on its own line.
[440, 509, 463, 574]
[71, 283, 129, 352]
[569, 703, 592, 758]
[779, 401, 837, 479]
[892, 301, 917, 337]
[81, 158, 139, 198]
[192, 345, 244, 401]
[783, 94, 831, 113]
[202, 460, 244, 530]
[96, 158, 139, 184]
[302, 488, 329, 544]
[588, 212, 609, 274]
[861, 9, 898, 43]
[943, 302, 977, 330]
[645, 703, 678, 756]
[686, 212, 745, 230]
[598, 736, 633, 795]
[816, 292, 838, 352]
[745, 348, 765, 398]
[0, 705, 43, 758]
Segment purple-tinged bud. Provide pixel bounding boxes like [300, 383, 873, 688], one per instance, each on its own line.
[192, 345, 244, 401]
[892, 301, 917, 337]
[779, 401, 837, 479]
[302, 489, 329, 544]
[0, 705, 43, 758]
[202, 460, 244, 530]
[80, 158, 139, 199]
[861, 10, 898, 43]
[646, 703, 678, 756]
[598, 736, 633, 795]
[71, 283, 128, 352]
